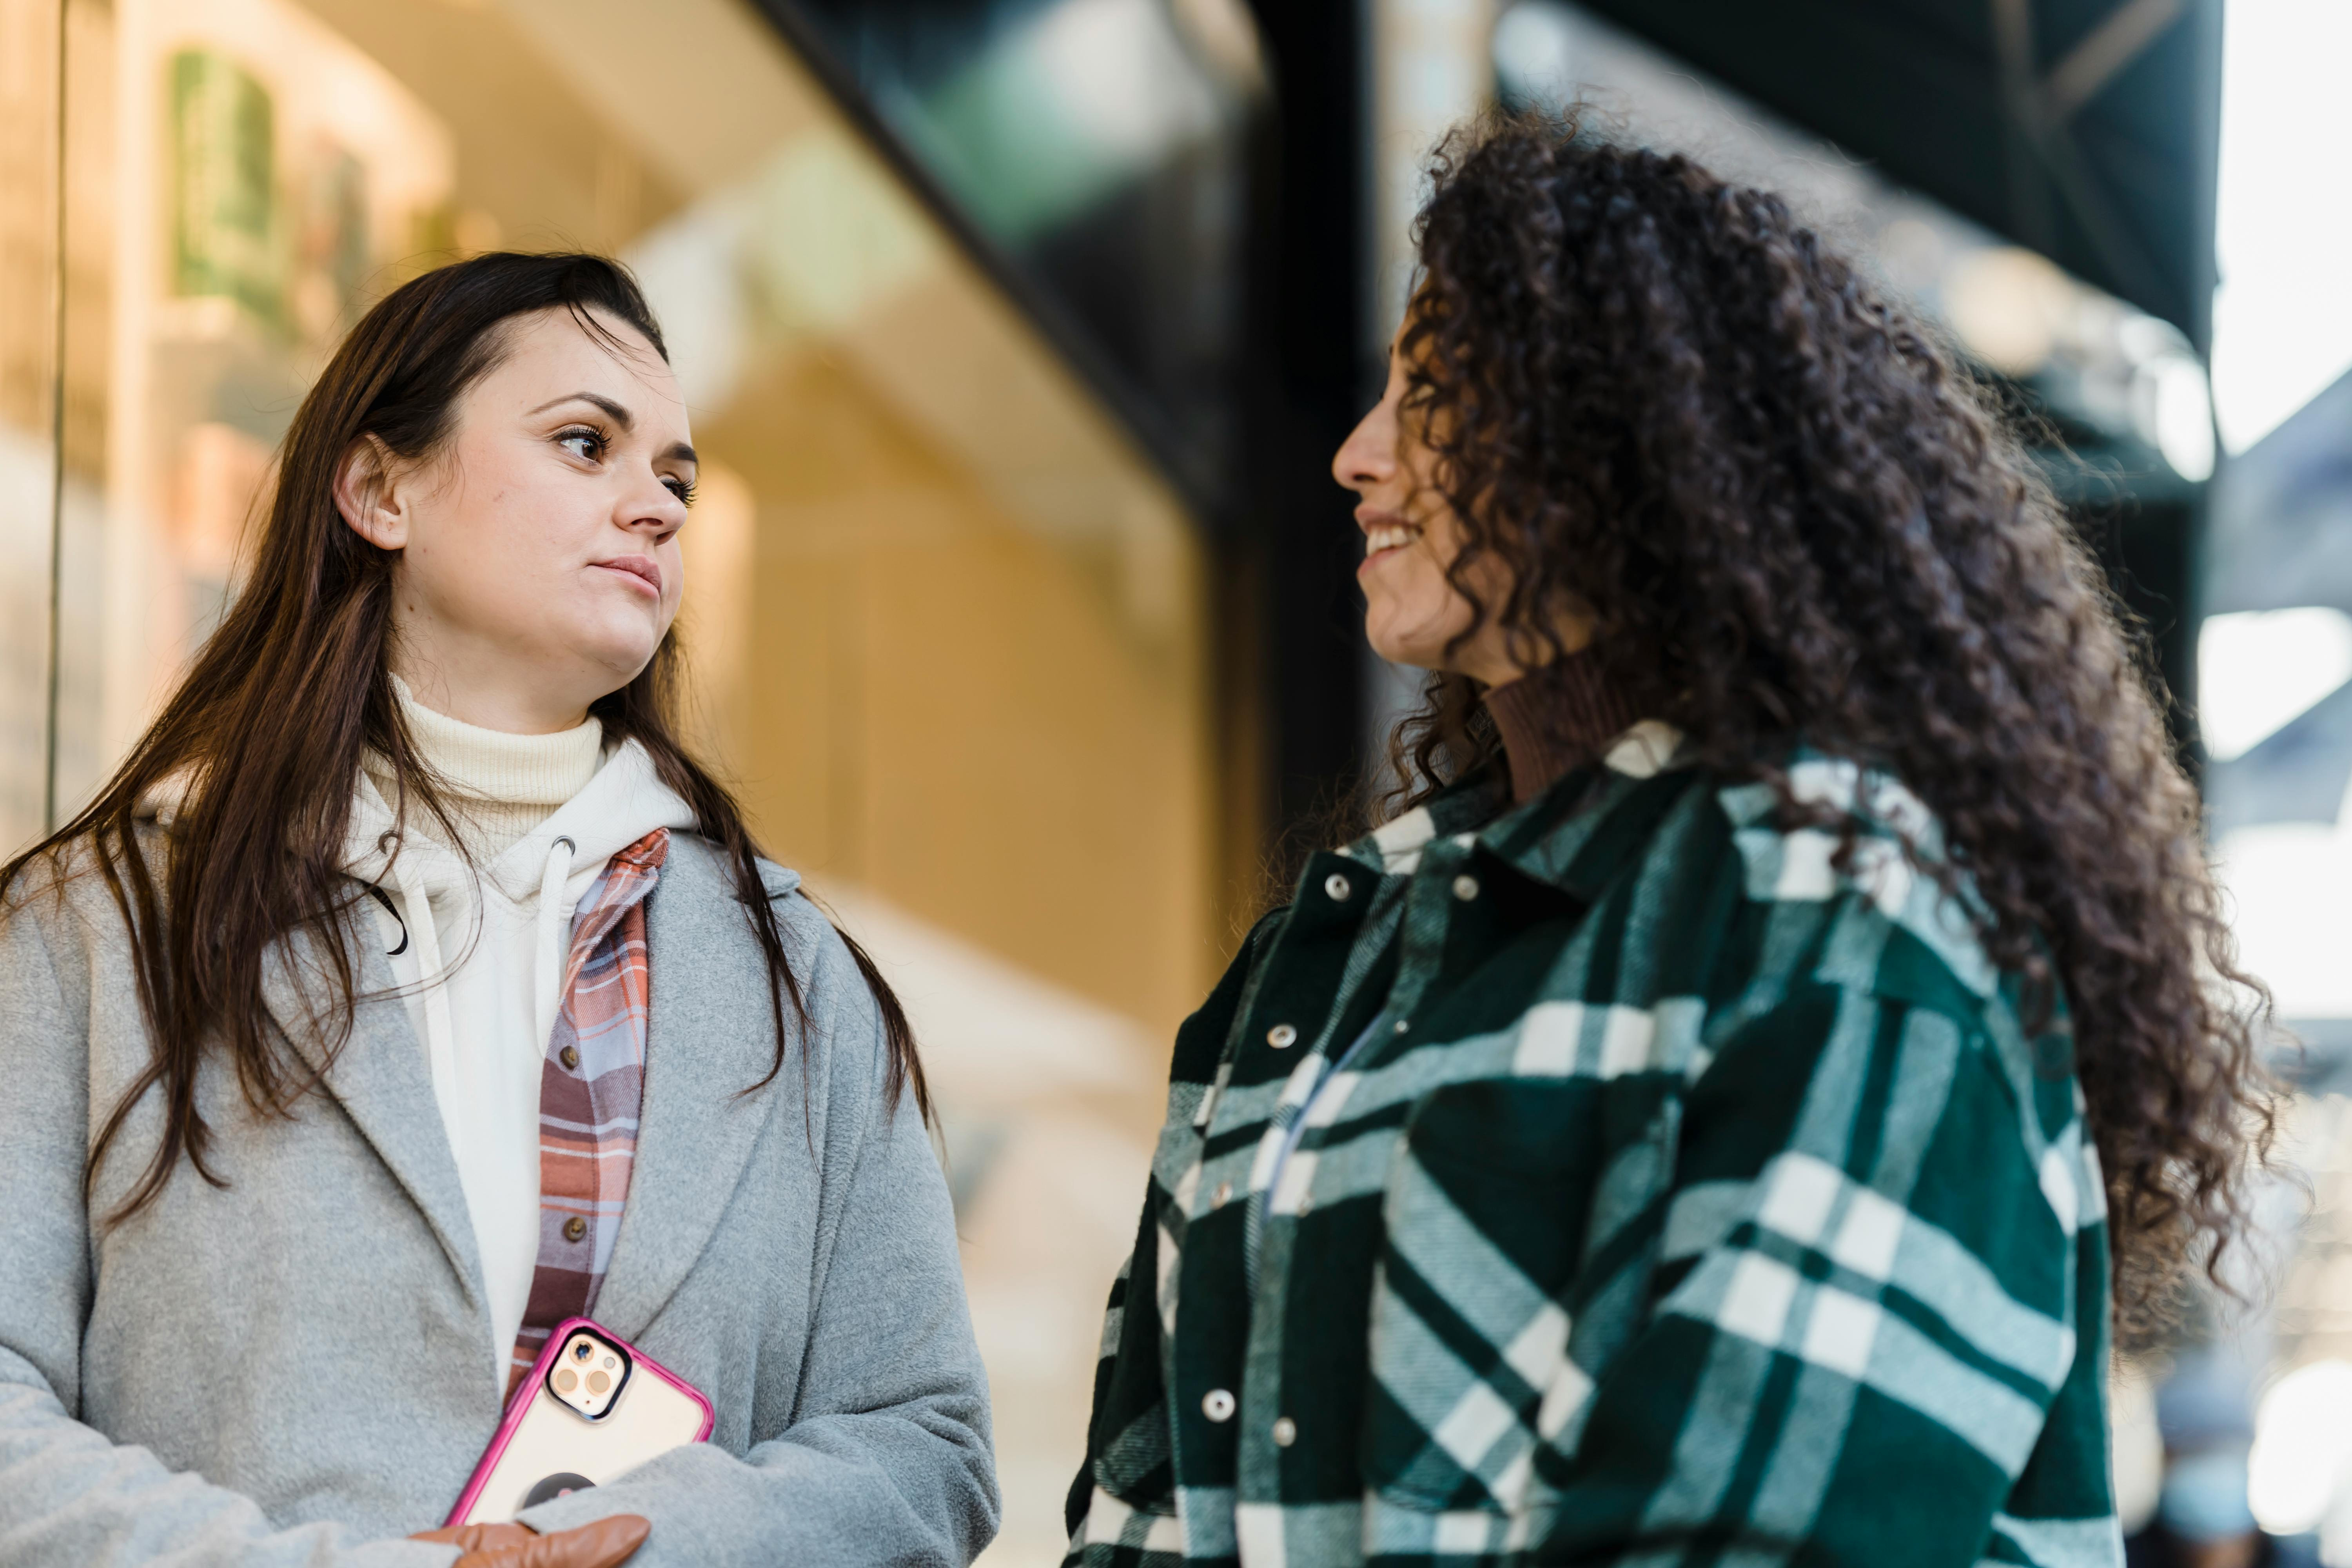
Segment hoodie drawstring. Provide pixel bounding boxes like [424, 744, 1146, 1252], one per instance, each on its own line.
[534, 835, 577, 1054]
[385, 832, 577, 1098]
[394, 856, 463, 1120]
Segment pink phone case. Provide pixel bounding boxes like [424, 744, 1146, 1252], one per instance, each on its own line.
[447, 1317, 715, 1528]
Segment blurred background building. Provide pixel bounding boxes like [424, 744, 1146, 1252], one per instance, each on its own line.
[2, 0, 2348, 1563]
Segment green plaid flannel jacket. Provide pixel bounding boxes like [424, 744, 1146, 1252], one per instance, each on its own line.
[1066, 723, 2117, 1568]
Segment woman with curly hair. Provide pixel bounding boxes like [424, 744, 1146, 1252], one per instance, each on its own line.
[1064, 116, 2267, 1568]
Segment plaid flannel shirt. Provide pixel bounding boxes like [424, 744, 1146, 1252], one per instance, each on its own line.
[1067, 723, 2116, 1568]
[507, 828, 668, 1388]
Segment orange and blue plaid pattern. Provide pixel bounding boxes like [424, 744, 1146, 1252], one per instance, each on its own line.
[507, 828, 669, 1391]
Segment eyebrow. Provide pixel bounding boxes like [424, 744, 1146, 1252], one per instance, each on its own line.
[528, 391, 697, 466]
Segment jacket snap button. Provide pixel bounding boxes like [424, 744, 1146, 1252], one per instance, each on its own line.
[1272, 1417, 1297, 1447]
[563, 1216, 588, 1243]
[1323, 873, 1352, 902]
[1202, 1388, 1236, 1422]
[1267, 1023, 1298, 1049]
[1212, 1181, 1232, 1209]
[560, 1045, 580, 1071]
[1452, 874, 1480, 901]
[1392, 1018, 1410, 1035]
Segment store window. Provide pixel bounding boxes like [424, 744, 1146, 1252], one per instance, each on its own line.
[12, 2, 1220, 1560]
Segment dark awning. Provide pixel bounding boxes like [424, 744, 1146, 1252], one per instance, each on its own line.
[1570, 0, 2222, 353]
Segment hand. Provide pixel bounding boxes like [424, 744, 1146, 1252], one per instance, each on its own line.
[410, 1515, 650, 1568]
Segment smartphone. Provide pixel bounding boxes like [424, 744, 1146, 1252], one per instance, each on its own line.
[446, 1317, 715, 1528]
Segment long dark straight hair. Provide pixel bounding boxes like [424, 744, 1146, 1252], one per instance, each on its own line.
[2, 251, 926, 1223]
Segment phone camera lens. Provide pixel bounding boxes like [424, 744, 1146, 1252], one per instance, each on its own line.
[573, 1341, 593, 1361]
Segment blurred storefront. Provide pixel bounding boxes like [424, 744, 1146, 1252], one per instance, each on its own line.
[0, 1, 1268, 1561]
[5, 0, 1240, 1016]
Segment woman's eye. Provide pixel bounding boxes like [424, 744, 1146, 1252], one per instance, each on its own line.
[558, 429, 604, 462]
[663, 477, 697, 505]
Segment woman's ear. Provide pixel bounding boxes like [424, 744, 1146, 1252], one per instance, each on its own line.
[334, 435, 408, 550]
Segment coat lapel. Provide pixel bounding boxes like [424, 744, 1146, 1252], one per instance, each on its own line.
[262, 918, 486, 1312]
[590, 837, 783, 1341]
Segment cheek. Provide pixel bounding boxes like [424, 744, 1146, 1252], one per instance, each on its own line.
[410, 452, 546, 573]
[398, 452, 601, 635]
[463, 433, 619, 549]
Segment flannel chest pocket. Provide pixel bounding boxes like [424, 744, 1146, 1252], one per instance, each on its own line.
[1362, 1080, 1606, 1524]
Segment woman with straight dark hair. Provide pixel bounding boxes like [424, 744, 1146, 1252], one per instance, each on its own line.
[0, 253, 996, 1567]
[1064, 117, 2269, 1568]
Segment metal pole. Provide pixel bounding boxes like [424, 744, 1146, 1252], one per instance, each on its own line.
[42, 0, 68, 834]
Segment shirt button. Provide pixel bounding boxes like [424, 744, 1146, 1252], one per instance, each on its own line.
[562, 1216, 588, 1243]
[1323, 873, 1352, 902]
[559, 1045, 580, 1071]
[1272, 1417, 1298, 1447]
[1212, 1181, 1232, 1209]
[1392, 1018, 1410, 1035]
[1452, 874, 1480, 901]
[1267, 1023, 1298, 1049]
[1203, 1388, 1236, 1422]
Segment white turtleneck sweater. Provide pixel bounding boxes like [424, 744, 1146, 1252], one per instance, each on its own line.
[350, 679, 697, 1378]
[362, 677, 607, 860]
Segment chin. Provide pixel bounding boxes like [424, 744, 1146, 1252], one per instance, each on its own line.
[571, 627, 664, 691]
[1363, 615, 1436, 673]
[1363, 632, 1413, 670]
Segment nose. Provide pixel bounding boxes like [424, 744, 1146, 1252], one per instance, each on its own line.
[1331, 401, 1393, 497]
[621, 470, 688, 542]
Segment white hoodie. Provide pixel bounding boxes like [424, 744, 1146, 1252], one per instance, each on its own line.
[343, 723, 696, 1377]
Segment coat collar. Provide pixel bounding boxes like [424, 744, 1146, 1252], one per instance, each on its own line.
[1345, 719, 1697, 903]
[263, 834, 797, 1361]
[261, 920, 488, 1320]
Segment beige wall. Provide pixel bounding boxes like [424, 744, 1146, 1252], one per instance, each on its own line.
[699, 347, 1214, 1028]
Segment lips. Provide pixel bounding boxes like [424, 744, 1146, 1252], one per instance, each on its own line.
[594, 555, 662, 596]
[1357, 508, 1422, 571]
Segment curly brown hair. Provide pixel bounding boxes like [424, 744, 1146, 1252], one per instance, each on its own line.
[1383, 113, 2269, 1334]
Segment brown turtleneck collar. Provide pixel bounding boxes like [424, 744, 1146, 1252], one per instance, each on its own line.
[1483, 649, 1641, 803]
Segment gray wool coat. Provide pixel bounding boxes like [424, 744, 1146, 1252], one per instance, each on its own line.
[0, 833, 998, 1567]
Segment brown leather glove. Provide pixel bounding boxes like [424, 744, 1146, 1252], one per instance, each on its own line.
[410, 1515, 650, 1568]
